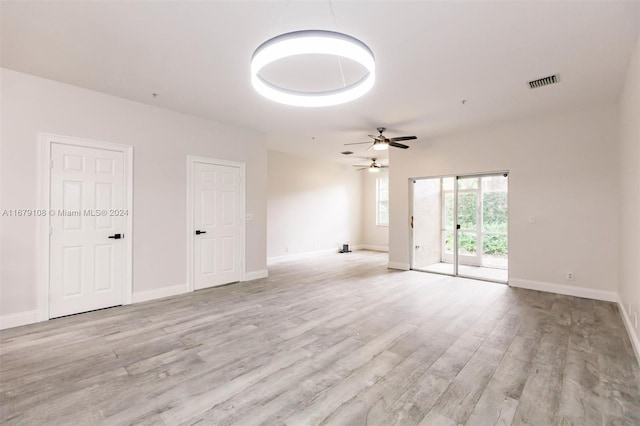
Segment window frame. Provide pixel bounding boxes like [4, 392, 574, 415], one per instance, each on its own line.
[376, 176, 389, 227]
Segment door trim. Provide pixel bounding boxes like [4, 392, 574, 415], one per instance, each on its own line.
[38, 133, 134, 322]
[186, 156, 246, 292]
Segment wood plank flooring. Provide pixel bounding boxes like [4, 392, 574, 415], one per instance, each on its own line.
[1, 251, 639, 425]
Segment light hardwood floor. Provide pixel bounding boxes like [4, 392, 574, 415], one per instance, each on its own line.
[1, 251, 639, 425]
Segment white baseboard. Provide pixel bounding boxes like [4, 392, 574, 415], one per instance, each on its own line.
[132, 282, 189, 304]
[388, 261, 410, 271]
[359, 245, 389, 252]
[509, 278, 617, 302]
[244, 269, 268, 281]
[618, 296, 640, 366]
[268, 248, 341, 264]
[266, 244, 384, 264]
[0, 310, 39, 330]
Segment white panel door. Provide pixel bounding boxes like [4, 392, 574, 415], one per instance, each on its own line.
[49, 143, 125, 318]
[194, 162, 241, 289]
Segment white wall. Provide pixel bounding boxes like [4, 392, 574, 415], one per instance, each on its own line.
[267, 150, 362, 260]
[618, 31, 640, 347]
[389, 105, 620, 300]
[361, 169, 389, 251]
[0, 69, 267, 321]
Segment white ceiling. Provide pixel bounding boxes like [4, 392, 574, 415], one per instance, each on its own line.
[2, 1, 639, 164]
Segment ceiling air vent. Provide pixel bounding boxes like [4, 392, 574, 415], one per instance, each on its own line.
[528, 74, 559, 89]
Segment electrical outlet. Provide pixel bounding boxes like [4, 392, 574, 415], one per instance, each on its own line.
[566, 272, 574, 281]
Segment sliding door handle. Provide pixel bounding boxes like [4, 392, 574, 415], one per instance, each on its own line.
[108, 233, 123, 239]
[195, 230, 207, 235]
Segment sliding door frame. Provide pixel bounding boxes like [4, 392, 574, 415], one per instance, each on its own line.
[409, 170, 510, 284]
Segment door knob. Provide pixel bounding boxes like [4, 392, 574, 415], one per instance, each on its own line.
[195, 230, 207, 235]
[108, 233, 123, 239]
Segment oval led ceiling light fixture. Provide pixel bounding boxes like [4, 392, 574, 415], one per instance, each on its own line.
[251, 30, 375, 107]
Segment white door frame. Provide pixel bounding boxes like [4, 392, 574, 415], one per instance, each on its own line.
[38, 133, 134, 322]
[186, 156, 246, 292]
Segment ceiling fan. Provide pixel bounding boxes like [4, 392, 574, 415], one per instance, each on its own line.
[353, 158, 388, 172]
[345, 127, 417, 151]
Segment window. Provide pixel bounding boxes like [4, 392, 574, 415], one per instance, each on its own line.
[376, 177, 389, 226]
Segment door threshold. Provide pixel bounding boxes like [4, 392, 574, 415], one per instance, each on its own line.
[411, 268, 508, 285]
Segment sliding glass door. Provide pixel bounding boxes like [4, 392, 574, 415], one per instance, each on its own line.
[411, 173, 508, 283]
[412, 178, 454, 275]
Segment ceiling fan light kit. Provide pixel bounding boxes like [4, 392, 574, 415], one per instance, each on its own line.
[372, 142, 389, 151]
[251, 30, 375, 107]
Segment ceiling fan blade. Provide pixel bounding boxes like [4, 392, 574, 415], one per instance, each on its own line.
[389, 142, 410, 149]
[352, 165, 369, 168]
[379, 165, 389, 168]
[368, 134, 379, 140]
[389, 136, 417, 142]
[355, 168, 368, 172]
[344, 141, 372, 146]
